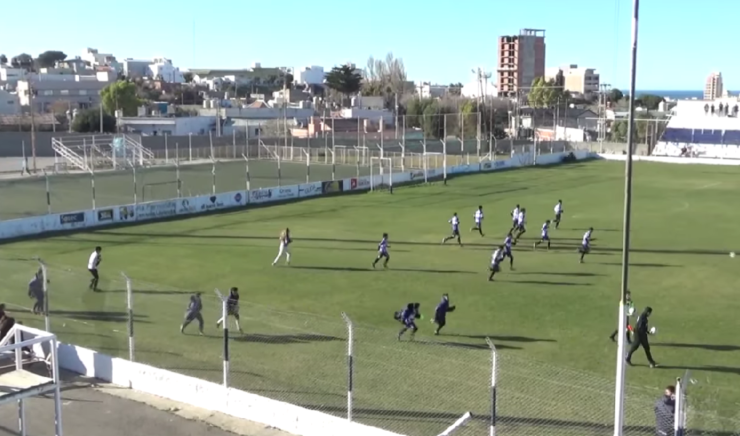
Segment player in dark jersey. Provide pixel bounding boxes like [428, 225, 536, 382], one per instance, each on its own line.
[216, 287, 243, 334]
[432, 294, 456, 335]
[180, 292, 204, 335]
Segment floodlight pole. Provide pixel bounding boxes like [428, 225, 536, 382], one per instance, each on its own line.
[614, 0, 640, 435]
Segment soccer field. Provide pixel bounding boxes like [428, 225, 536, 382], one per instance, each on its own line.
[1, 160, 739, 436]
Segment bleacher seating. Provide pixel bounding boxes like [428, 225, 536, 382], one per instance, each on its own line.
[652, 115, 740, 159]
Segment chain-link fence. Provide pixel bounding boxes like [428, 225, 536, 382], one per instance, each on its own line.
[2, 256, 740, 436]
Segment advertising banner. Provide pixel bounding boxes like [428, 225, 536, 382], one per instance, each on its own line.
[96, 209, 114, 223]
[59, 212, 85, 226]
[118, 205, 135, 222]
[250, 188, 273, 204]
[322, 181, 343, 194]
[298, 182, 323, 198]
[344, 176, 371, 191]
[273, 185, 298, 201]
[135, 200, 177, 221]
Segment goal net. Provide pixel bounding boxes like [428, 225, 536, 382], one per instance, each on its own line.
[370, 157, 393, 192]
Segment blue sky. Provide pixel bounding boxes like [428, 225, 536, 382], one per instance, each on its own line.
[1, 0, 736, 90]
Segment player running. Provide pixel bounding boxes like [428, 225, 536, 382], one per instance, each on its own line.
[442, 213, 462, 246]
[470, 206, 484, 237]
[513, 208, 527, 242]
[396, 303, 421, 341]
[553, 200, 564, 229]
[534, 220, 551, 250]
[87, 246, 102, 292]
[579, 227, 593, 263]
[216, 287, 244, 334]
[372, 233, 390, 269]
[503, 233, 515, 270]
[180, 292, 204, 335]
[509, 205, 521, 233]
[432, 294, 456, 335]
[488, 245, 505, 281]
[272, 228, 292, 266]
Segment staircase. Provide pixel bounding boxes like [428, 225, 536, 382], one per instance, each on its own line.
[51, 137, 88, 171]
[121, 134, 155, 166]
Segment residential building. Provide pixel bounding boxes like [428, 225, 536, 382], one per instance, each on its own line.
[148, 58, 184, 83]
[295, 66, 325, 85]
[497, 29, 546, 97]
[704, 72, 723, 100]
[0, 89, 20, 114]
[0, 65, 26, 84]
[17, 77, 111, 113]
[81, 48, 120, 71]
[546, 65, 600, 95]
[117, 116, 217, 136]
[189, 63, 288, 87]
[416, 82, 448, 99]
[123, 59, 151, 78]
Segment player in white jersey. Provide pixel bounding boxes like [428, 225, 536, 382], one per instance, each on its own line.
[553, 200, 564, 229]
[509, 205, 521, 233]
[514, 208, 527, 242]
[87, 246, 102, 291]
[272, 228, 291, 266]
[442, 213, 462, 246]
[470, 206, 485, 237]
[488, 246, 505, 281]
[503, 233, 515, 269]
[534, 220, 551, 250]
[579, 227, 593, 263]
[373, 233, 390, 269]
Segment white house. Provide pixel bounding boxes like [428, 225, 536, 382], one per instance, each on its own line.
[416, 82, 448, 99]
[81, 48, 121, 72]
[0, 89, 20, 114]
[148, 57, 184, 83]
[0, 66, 26, 83]
[295, 66, 325, 85]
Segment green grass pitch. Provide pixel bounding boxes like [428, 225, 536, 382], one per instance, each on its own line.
[1, 160, 739, 436]
[0, 160, 369, 220]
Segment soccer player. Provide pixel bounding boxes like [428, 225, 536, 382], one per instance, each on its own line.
[87, 246, 102, 292]
[180, 292, 204, 335]
[432, 294, 456, 335]
[626, 306, 658, 368]
[579, 228, 593, 263]
[488, 245, 505, 281]
[514, 208, 527, 242]
[470, 206, 484, 237]
[509, 204, 521, 233]
[610, 290, 635, 344]
[442, 213, 462, 246]
[534, 220, 551, 250]
[503, 233, 515, 269]
[216, 287, 243, 334]
[372, 233, 390, 269]
[553, 200, 564, 229]
[28, 268, 46, 315]
[272, 228, 292, 266]
[397, 302, 421, 341]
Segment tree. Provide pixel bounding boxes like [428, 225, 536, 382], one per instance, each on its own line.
[36, 50, 67, 68]
[0, 54, 7, 65]
[71, 109, 116, 133]
[284, 73, 294, 89]
[182, 72, 194, 83]
[528, 77, 562, 108]
[635, 94, 664, 111]
[11, 53, 34, 70]
[324, 64, 362, 98]
[448, 83, 463, 97]
[608, 88, 624, 103]
[362, 53, 409, 109]
[101, 80, 142, 116]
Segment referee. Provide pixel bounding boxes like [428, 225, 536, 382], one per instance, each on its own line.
[87, 246, 103, 292]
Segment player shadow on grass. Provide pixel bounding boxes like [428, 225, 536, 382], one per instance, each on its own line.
[290, 266, 475, 274]
[451, 334, 556, 343]
[102, 289, 191, 295]
[655, 342, 740, 352]
[596, 262, 679, 268]
[656, 364, 740, 376]
[232, 333, 342, 345]
[50, 310, 150, 323]
[517, 271, 605, 277]
[414, 340, 522, 351]
[499, 279, 592, 287]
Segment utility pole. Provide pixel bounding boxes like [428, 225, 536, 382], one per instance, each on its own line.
[29, 82, 37, 173]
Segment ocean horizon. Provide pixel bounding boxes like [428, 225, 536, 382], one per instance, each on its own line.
[622, 90, 729, 100]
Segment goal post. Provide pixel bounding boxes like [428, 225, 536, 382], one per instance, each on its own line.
[423, 152, 447, 183]
[370, 157, 393, 193]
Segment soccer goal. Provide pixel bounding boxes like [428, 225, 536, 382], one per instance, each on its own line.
[0, 323, 63, 435]
[142, 180, 182, 202]
[370, 157, 393, 193]
[422, 152, 447, 183]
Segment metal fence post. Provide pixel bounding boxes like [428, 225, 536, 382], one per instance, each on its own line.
[121, 272, 134, 362]
[222, 296, 229, 388]
[486, 338, 498, 436]
[341, 312, 354, 422]
[36, 258, 50, 332]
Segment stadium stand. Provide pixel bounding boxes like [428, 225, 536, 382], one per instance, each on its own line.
[652, 100, 740, 158]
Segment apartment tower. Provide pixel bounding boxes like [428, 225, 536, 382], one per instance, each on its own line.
[497, 29, 546, 97]
[703, 72, 723, 100]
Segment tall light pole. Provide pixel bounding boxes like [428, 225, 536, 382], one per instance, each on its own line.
[614, 0, 640, 435]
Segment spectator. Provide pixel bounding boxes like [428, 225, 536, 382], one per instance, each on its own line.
[655, 385, 676, 436]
